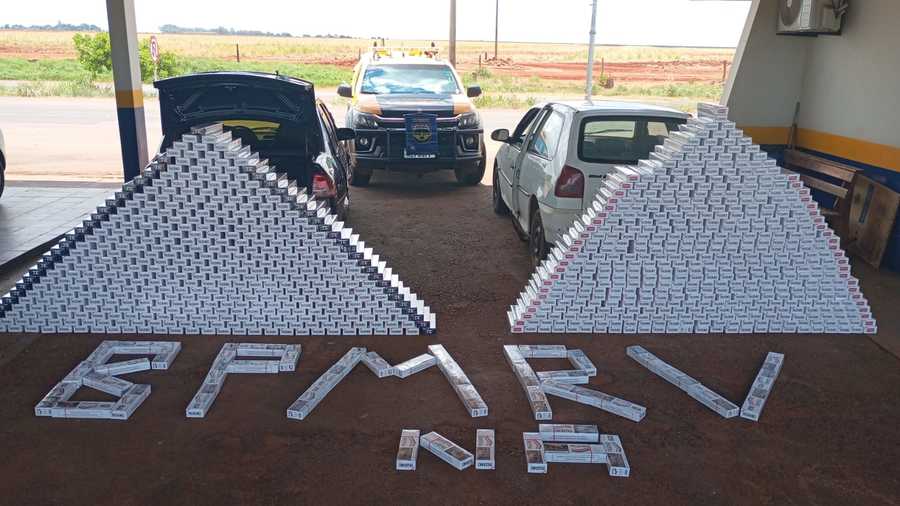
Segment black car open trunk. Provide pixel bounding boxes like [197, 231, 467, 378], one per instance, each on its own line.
[154, 72, 323, 186]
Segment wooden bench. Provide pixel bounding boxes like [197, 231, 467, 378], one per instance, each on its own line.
[782, 148, 860, 239]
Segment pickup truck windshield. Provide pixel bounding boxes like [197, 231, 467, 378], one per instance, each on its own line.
[360, 64, 460, 95]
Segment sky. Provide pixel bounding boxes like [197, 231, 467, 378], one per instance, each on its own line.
[4, 0, 752, 47]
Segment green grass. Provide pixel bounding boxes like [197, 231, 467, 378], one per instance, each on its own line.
[172, 58, 352, 86]
[0, 78, 113, 97]
[0, 58, 103, 81]
[0, 57, 720, 106]
[0, 56, 352, 87]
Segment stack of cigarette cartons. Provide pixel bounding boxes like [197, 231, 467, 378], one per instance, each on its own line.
[0, 123, 436, 336]
[287, 347, 365, 420]
[428, 345, 488, 417]
[507, 103, 875, 335]
[475, 429, 495, 470]
[419, 432, 474, 470]
[187, 342, 301, 418]
[741, 352, 784, 421]
[35, 340, 179, 420]
[533, 426, 630, 477]
[627, 345, 739, 418]
[396, 429, 420, 471]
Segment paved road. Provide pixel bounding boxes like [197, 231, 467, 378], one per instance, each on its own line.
[0, 96, 524, 183]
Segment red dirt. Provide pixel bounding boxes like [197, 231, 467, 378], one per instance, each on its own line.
[0, 174, 898, 504]
[460, 59, 730, 84]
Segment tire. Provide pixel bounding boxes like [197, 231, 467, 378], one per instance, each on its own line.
[455, 145, 487, 186]
[492, 164, 510, 216]
[0, 158, 5, 199]
[529, 206, 550, 267]
[349, 162, 372, 187]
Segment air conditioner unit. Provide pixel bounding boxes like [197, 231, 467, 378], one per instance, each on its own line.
[777, 0, 847, 35]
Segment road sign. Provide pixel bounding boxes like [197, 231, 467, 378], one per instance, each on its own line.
[149, 35, 159, 64]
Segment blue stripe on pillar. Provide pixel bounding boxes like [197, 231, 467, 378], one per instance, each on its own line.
[116, 106, 146, 180]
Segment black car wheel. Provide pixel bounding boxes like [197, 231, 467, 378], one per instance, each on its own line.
[455, 145, 487, 186]
[0, 157, 5, 199]
[349, 161, 372, 187]
[529, 206, 549, 267]
[492, 164, 509, 216]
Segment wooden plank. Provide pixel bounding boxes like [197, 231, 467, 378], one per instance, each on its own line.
[798, 174, 848, 199]
[847, 175, 900, 268]
[784, 149, 858, 182]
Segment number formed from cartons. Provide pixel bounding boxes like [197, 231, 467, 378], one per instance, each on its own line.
[34, 340, 181, 420]
[504, 345, 646, 422]
[0, 122, 435, 336]
[508, 103, 875, 335]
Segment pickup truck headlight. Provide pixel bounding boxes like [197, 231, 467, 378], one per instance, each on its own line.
[353, 112, 378, 129]
[458, 112, 481, 129]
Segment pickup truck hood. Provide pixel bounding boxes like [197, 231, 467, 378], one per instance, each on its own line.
[154, 71, 317, 136]
[356, 93, 474, 117]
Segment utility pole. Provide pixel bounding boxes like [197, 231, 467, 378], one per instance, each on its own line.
[107, 0, 148, 180]
[494, 0, 499, 59]
[585, 0, 598, 103]
[449, 0, 457, 66]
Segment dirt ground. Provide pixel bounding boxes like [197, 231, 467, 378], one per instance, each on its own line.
[463, 59, 730, 84]
[0, 171, 899, 505]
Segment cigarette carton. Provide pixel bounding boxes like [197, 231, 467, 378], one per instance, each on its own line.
[740, 352, 784, 421]
[475, 429, 495, 470]
[538, 424, 599, 443]
[523, 432, 547, 474]
[92, 358, 151, 376]
[396, 429, 420, 471]
[83, 371, 134, 397]
[394, 353, 436, 378]
[419, 432, 474, 470]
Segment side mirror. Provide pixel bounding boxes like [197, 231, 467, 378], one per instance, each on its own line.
[491, 128, 510, 142]
[337, 83, 353, 98]
[466, 85, 482, 98]
[336, 127, 356, 142]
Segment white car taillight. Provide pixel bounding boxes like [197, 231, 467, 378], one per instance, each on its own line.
[554, 165, 584, 199]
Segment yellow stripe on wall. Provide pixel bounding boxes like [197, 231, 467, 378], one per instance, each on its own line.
[115, 89, 144, 109]
[740, 126, 900, 173]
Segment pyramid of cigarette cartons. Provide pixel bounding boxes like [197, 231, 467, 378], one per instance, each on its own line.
[508, 103, 875, 334]
[0, 123, 435, 336]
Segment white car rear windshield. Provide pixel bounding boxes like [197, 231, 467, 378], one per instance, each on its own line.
[360, 64, 460, 95]
[578, 116, 685, 164]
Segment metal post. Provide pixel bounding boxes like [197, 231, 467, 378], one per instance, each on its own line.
[585, 0, 598, 103]
[106, 0, 148, 181]
[449, 0, 457, 66]
[494, 0, 499, 59]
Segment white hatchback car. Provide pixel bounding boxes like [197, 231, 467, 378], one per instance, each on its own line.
[491, 100, 688, 264]
[0, 127, 5, 198]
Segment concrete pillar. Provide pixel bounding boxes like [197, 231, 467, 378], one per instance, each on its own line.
[106, 0, 148, 181]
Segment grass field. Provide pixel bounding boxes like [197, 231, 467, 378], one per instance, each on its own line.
[0, 30, 732, 106]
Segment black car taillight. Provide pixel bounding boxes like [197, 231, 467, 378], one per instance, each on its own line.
[554, 165, 584, 199]
[312, 171, 336, 199]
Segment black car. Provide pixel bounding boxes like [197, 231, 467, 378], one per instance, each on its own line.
[154, 71, 354, 219]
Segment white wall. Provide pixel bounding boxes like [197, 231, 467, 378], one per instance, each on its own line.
[724, 0, 811, 128]
[798, 0, 900, 147]
[726, 0, 900, 149]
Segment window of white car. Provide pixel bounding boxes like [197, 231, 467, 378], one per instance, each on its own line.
[578, 116, 684, 164]
[529, 110, 565, 159]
